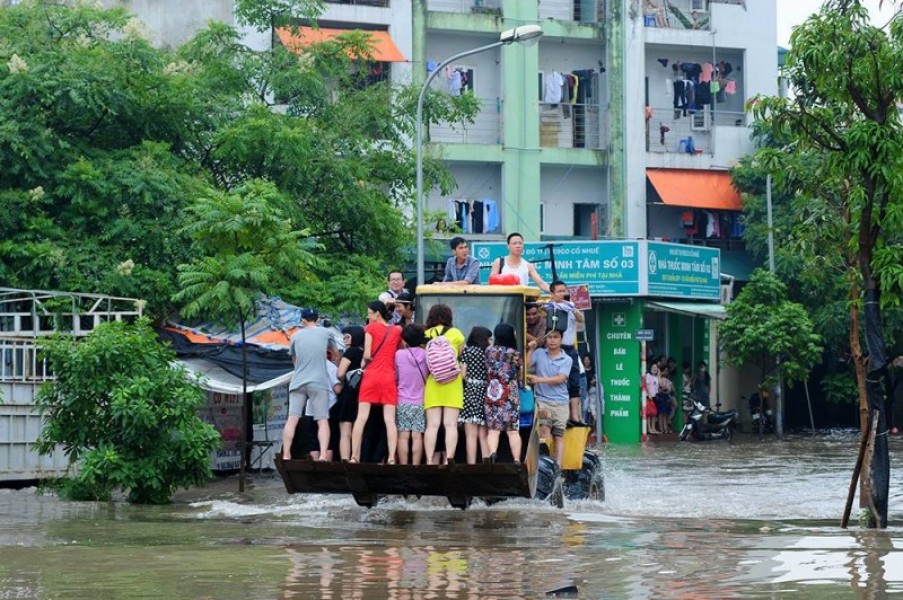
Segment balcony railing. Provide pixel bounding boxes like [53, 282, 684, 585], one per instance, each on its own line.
[429, 97, 502, 145]
[646, 105, 745, 154]
[538, 0, 606, 24]
[426, 0, 502, 15]
[539, 102, 607, 150]
[325, 0, 390, 6]
[643, 0, 711, 31]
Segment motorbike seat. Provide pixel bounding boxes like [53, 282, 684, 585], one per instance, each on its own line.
[708, 411, 736, 425]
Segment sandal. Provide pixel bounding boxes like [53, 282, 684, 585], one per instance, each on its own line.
[348, 457, 358, 464]
[386, 459, 396, 465]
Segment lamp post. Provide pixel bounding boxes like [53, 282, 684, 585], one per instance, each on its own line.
[415, 24, 543, 287]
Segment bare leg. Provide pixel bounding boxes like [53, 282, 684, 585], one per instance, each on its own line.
[316, 418, 330, 459]
[282, 414, 300, 460]
[350, 402, 372, 462]
[424, 407, 442, 465]
[486, 429, 500, 456]
[478, 426, 489, 460]
[507, 429, 522, 463]
[383, 405, 398, 464]
[464, 423, 479, 464]
[398, 431, 411, 465]
[553, 434, 564, 465]
[569, 397, 582, 422]
[411, 432, 423, 465]
[442, 408, 460, 463]
[339, 422, 352, 461]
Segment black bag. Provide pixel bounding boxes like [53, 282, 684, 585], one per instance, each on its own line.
[546, 305, 569, 334]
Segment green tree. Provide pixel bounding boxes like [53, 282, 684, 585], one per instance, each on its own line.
[720, 269, 822, 391]
[1, 1, 478, 316]
[35, 319, 220, 504]
[748, 0, 903, 528]
[173, 179, 318, 490]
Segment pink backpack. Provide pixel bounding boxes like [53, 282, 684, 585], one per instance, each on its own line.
[425, 328, 461, 384]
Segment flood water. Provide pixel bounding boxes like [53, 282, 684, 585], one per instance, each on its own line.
[1, 432, 902, 599]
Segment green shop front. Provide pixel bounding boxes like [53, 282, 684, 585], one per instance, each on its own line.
[472, 240, 725, 444]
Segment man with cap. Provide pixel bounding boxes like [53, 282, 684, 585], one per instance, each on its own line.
[442, 237, 481, 285]
[394, 292, 416, 328]
[282, 308, 336, 461]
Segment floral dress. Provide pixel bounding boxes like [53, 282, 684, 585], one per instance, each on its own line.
[459, 345, 487, 425]
[483, 345, 522, 432]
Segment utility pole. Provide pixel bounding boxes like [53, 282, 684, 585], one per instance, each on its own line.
[766, 174, 783, 438]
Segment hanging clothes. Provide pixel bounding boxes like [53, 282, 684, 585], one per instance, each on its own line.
[472, 200, 485, 234]
[724, 80, 737, 95]
[446, 68, 463, 95]
[483, 199, 500, 233]
[545, 71, 564, 104]
[700, 62, 714, 83]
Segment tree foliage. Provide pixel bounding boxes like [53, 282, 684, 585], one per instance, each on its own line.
[35, 319, 220, 504]
[0, 1, 478, 317]
[720, 270, 822, 388]
[746, 0, 902, 528]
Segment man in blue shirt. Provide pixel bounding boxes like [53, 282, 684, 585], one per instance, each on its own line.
[442, 237, 481, 285]
[548, 280, 586, 426]
[527, 329, 572, 465]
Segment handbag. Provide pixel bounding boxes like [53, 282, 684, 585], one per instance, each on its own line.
[345, 326, 391, 390]
[519, 386, 535, 415]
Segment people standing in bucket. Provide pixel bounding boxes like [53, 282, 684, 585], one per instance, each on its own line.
[422, 304, 465, 465]
[526, 329, 572, 465]
[395, 324, 428, 465]
[488, 232, 550, 291]
[350, 301, 402, 464]
[484, 323, 524, 463]
[334, 325, 364, 461]
[283, 308, 336, 461]
[459, 326, 491, 464]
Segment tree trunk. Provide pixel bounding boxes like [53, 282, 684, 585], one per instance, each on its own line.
[848, 280, 870, 507]
[239, 314, 248, 494]
[862, 287, 889, 528]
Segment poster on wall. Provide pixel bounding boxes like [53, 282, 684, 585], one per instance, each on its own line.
[199, 391, 243, 470]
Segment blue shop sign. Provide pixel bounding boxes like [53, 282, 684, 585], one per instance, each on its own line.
[472, 241, 642, 296]
[645, 242, 721, 300]
[472, 240, 721, 301]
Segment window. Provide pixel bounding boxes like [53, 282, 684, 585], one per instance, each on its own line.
[449, 65, 475, 95]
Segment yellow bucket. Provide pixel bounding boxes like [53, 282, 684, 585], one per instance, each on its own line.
[561, 426, 589, 470]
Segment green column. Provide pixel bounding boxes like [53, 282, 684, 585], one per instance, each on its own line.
[599, 301, 643, 443]
[605, 0, 625, 237]
[412, 0, 427, 87]
[501, 0, 541, 238]
[668, 312, 684, 423]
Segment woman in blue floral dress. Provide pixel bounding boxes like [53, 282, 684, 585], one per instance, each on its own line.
[483, 323, 523, 463]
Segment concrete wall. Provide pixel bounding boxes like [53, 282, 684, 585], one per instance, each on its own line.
[540, 165, 608, 236]
[104, 0, 234, 47]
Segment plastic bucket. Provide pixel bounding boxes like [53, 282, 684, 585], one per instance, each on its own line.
[561, 426, 589, 470]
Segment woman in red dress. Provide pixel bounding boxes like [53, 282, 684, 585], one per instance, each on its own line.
[350, 300, 402, 463]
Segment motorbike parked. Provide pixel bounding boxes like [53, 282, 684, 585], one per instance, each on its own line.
[679, 401, 737, 441]
[747, 391, 774, 435]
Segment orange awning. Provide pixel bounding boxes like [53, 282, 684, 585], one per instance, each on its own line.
[276, 26, 406, 62]
[646, 168, 742, 211]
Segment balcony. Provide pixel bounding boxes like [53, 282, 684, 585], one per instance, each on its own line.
[325, 0, 389, 5]
[429, 97, 502, 145]
[426, 0, 502, 16]
[646, 105, 746, 156]
[538, 0, 606, 24]
[539, 102, 607, 150]
[643, 0, 710, 31]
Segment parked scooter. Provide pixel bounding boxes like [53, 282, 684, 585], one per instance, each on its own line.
[747, 391, 774, 435]
[679, 401, 737, 441]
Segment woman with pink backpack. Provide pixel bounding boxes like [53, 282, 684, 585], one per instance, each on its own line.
[422, 304, 465, 465]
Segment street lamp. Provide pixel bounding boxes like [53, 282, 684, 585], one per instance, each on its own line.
[415, 24, 543, 287]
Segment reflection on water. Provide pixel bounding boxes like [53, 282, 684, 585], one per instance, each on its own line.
[0, 433, 900, 599]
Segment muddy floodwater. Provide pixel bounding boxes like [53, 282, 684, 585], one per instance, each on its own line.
[1, 433, 902, 599]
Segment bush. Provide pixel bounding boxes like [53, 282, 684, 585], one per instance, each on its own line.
[35, 318, 220, 504]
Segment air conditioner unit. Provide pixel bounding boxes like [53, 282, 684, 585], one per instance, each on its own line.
[691, 0, 708, 10]
[720, 284, 733, 305]
[691, 110, 711, 131]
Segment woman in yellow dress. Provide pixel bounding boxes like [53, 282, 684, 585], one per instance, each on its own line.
[422, 304, 465, 465]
